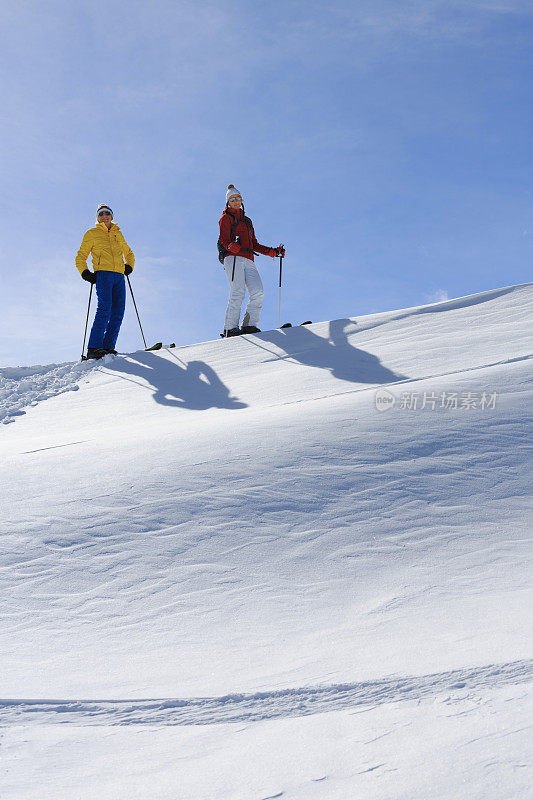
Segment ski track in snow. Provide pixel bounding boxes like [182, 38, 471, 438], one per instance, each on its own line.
[0, 360, 103, 424]
[1, 659, 530, 727]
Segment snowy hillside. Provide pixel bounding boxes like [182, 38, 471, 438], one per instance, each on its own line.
[1, 283, 532, 799]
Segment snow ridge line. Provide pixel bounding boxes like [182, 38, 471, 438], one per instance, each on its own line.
[1, 659, 530, 727]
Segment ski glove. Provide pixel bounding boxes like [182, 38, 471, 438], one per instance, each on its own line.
[81, 269, 97, 284]
[124, 264, 133, 276]
[227, 242, 240, 254]
[276, 245, 286, 258]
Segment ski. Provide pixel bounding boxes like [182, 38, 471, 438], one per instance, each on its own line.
[220, 322, 312, 339]
[145, 342, 176, 351]
[82, 343, 176, 361]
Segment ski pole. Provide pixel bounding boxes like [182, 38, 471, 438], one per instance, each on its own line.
[225, 253, 237, 339]
[232, 237, 240, 281]
[126, 274, 148, 350]
[278, 252, 283, 329]
[81, 283, 93, 360]
[226, 237, 239, 337]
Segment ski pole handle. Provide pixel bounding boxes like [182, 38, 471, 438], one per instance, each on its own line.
[231, 236, 240, 283]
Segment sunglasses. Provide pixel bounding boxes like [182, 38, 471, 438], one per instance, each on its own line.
[98, 211, 112, 217]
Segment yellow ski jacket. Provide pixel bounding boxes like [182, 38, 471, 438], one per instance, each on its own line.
[75, 222, 135, 275]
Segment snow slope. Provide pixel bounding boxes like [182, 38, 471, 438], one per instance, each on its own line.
[1, 283, 532, 799]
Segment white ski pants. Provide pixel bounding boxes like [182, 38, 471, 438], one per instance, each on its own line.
[223, 255, 264, 330]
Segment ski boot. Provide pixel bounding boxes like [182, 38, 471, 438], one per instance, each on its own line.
[85, 348, 107, 360]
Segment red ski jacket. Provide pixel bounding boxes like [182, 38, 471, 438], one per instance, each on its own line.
[219, 207, 272, 262]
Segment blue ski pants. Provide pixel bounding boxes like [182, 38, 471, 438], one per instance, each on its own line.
[87, 270, 126, 350]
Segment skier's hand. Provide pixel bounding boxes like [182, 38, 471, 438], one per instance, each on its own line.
[228, 242, 240, 254]
[124, 264, 133, 276]
[81, 269, 97, 284]
[276, 245, 286, 258]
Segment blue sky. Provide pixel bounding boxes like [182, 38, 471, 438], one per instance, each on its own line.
[1, 0, 532, 366]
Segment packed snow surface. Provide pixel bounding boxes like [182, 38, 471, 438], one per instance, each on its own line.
[1, 284, 532, 799]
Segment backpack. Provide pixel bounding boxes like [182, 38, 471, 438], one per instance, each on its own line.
[217, 209, 253, 264]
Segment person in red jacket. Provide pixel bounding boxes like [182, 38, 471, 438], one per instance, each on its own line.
[219, 184, 284, 336]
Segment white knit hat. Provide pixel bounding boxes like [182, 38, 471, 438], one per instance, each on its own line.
[96, 203, 113, 219]
[226, 184, 242, 202]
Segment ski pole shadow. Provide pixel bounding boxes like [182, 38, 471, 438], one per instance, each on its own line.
[105, 350, 247, 411]
[258, 319, 407, 385]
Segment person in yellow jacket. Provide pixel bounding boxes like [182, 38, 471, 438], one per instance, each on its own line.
[76, 204, 135, 359]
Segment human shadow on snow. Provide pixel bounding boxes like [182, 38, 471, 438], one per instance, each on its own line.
[255, 318, 407, 385]
[105, 350, 247, 411]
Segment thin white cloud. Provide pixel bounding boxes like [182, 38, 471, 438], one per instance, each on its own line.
[426, 289, 450, 304]
[259, 0, 533, 58]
